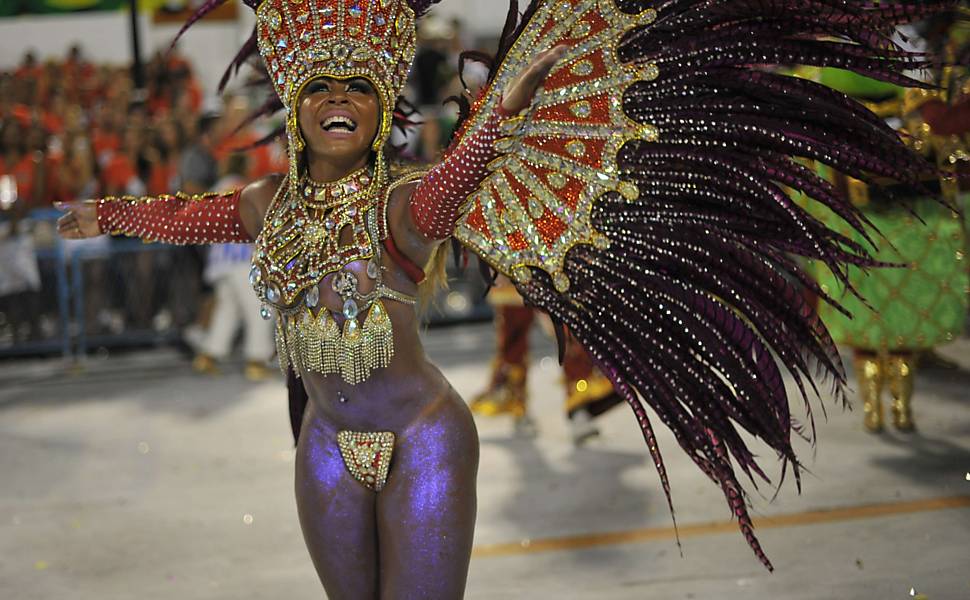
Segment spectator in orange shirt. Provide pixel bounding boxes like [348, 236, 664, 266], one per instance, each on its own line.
[145, 118, 183, 196]
[42, 90, 68, 136]
[13, 51, 41, 83]
[213, 96, 274, 180]
[101, 126, 145, 197]
[4, 125, 55, 210]
[91, 108, 122, 167]
[62, 44, 94, 89]
[56, 134, 99, 202]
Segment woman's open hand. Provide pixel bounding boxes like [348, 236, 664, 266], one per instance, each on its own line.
[501, 44, 569, 114]
[55, 200, 102, 239]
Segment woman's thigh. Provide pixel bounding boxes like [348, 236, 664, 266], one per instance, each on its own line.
[377, 395, 480, 599]
[295, 409, 379, 600]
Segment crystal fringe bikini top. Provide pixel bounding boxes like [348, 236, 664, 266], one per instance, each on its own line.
[249, 162, 426, 384]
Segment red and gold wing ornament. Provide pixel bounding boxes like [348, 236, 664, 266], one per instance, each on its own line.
[454, 0, 659, 292]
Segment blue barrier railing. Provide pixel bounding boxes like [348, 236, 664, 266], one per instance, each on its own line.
[0, 208, 493, 362]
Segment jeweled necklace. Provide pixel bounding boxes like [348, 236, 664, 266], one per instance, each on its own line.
[300, 166, 373, 210]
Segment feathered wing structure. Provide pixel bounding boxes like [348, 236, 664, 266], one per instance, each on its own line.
[450, 0, 952, 570]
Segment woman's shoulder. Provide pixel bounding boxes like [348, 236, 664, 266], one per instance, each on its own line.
[245, 173, 285, 198]
[239, 174, 285, 237]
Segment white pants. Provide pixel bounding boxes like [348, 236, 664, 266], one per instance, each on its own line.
[200, 263, 274, 362]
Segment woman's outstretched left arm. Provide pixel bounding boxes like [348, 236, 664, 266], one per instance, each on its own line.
[399, 46, 569, 248]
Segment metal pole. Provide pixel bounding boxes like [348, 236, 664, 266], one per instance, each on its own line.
[128, 0, 146, 92]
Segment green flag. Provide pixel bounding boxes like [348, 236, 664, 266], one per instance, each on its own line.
[1, 0, 127, 14]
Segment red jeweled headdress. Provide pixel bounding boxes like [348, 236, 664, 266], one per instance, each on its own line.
[255, 0, 419, 155]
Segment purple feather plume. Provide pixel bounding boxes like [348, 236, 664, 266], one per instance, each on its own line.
[497, 0, 956, 572]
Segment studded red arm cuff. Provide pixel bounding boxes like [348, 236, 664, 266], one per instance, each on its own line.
[96, 190, 252, 244]
[409, 105, 511, 241]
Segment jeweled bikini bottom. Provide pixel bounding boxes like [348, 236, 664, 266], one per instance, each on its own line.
[337, 431, 395, 492]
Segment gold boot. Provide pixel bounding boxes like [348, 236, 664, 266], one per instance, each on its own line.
[470, 363, 528, 417]
[853, 354, 884, 433]
[886, 354, 916, 433]
[192, 354, 220, 375]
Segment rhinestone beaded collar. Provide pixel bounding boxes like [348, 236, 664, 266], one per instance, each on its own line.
[300, 166, 373, 211]
[250, 161, 388, 310]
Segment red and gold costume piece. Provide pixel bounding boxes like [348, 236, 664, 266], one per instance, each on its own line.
[562, 329, 620, 418]
[470, 281, 620, 423]
[452, 2, 658, 292]
[336, 431, 395, 492]
[410, 108, 506, 240]
[96, 190, 250, 245]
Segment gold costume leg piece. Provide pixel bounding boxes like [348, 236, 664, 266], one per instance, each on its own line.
[886, 354, 917, 433]
[853, 354, 884, 434]
[336, 431, 395, 492]
[470, 362, 528, 418]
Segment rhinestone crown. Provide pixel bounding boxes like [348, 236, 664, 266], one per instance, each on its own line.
[256, 0, 418, 148]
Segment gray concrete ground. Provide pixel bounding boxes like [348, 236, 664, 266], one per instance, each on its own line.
[1, 324, 968, 600]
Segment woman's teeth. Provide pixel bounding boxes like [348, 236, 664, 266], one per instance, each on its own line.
[322, 116, 357, 132]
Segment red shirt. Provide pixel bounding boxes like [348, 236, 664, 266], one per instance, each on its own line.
[102, 154, 136, 195]
[1, 154, 58, 208]
[92, 130, 121, 163]
[148, 161, 177, 196]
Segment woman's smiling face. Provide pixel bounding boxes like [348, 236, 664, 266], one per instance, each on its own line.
[297, 76, 381, 173]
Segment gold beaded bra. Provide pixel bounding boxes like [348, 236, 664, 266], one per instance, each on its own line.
[250, 161, 421, 384]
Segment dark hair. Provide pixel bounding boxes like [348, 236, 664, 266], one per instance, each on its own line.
[197, 113, 220, 138]
[225, 152, 248, 177]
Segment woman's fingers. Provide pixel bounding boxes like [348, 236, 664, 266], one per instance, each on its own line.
[54, 200, 101, 239]
[502, 44, 570, 113]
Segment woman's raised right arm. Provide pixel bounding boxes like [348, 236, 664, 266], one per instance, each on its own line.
[56, 174, 282, 244]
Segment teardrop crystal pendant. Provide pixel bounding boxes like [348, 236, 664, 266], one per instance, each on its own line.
[343, 299, 359, 320]
[306, 285, 320, 309]
[366, 259, 380, 280]
[249, 265, 261, 288]
[260, 305, 272, 320]
[266, 285, 281, 304]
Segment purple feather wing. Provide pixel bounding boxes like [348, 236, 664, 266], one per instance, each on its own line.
[454, 0, 953, 571]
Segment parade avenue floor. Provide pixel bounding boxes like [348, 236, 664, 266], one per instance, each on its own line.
[1, 324, 968, 599]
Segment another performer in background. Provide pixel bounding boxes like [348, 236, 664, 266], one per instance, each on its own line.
[470, 277, 620, 444]
[806, 20, 969, 433]
[192, 153, 275, 381]
[54, 0, 956, 593]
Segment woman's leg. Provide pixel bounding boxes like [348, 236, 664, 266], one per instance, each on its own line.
[295, 404, 379, 599]
[377, 395, 480, 599]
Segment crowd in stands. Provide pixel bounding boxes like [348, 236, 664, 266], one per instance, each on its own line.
[0, 43, 287, 348]
[0, 44, 285, 217]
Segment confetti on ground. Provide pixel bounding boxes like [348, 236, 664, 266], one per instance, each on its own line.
[34, 560, 48, 571]
[243, 514, 254, 525]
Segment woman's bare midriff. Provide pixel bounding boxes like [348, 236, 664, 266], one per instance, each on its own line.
[296, 245, 471, 437]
